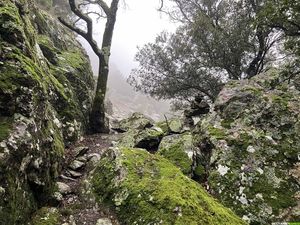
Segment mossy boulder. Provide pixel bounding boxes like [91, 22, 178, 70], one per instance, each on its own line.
[89, 147, 247, 225]
[117, 126, 164, 152]
[0, 0, 94, 224]
[112, 112, 154, 132]
[193, 70, 300, 224]
[156, 116, 190, 134]
[157, 133, 195, 176]
[134, 126, 164, 151]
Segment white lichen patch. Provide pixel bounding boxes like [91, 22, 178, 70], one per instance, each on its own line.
[238, 195, 248, 205]
[256, 168, 264, 175]
[53, 118, 62, 128]
[217, 165, 230, 176]
[242, 215, 250, 223]
[246, 145, 255, 153]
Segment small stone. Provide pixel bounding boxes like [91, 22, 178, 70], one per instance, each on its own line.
[53, 191, 63, 202]
[0, 141, 7, 148]
[68, 215, 76, 225]
[69, 160, 85, 170]
[96, 218, 113, 225]
[88, 153, 101, 164]
[60, 174, 76, 181]
[53, 118, 62, 128]
[74, 146, 89, 157]
[76, 155, 88, 163]
[57, 182, 72, 195]
[0, 187, 5, 195]
[68, 170, 82, 178]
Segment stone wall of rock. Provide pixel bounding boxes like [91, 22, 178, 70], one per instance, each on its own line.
[193, 70, 300, 224]
[0, 0, 94, 223]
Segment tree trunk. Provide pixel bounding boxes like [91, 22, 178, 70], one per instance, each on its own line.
[89, 6, 118, 133]
[89, 55, 109, 133]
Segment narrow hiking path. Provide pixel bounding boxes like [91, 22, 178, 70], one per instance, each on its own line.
[56, 133, 122, 225]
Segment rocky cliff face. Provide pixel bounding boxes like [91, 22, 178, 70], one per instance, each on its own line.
[0, 0, 94, 223]
[194, 70, 300, 224]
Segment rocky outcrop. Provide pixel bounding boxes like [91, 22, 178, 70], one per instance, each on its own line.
[89, 147, 246, 225]
[0, 0, 94, 223]
[194, 70, 300, 224]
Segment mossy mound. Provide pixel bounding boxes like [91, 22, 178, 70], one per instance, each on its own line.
[90, 147, 246, 225]
[193, 70, 300, 224]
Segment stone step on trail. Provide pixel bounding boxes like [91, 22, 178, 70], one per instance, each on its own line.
[56, 133, 121, 225]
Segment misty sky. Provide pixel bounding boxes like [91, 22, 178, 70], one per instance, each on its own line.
[82, 0, 177, 77]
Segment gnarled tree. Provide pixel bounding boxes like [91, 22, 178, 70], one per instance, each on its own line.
[59, 0, 119, 133]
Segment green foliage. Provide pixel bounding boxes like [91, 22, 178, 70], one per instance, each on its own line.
[258, 0, 300, 82]
[158, 142, 193, 175]
[129, 0, 276, 102]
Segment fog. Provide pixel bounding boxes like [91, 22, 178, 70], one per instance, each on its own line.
[79, 0, 178, 120]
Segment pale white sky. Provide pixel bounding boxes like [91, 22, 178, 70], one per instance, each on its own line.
[81, 0, 177, 77]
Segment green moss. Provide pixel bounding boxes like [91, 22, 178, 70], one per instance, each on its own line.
[194, 164, 206, 177]
[58, 51, 86, 69]
[207, 126, 227, 140]
[221, 118, 234, 129]
[155, 121, 169, 134]
[91, 148, 247, 225]
[0, 2, 24, 43]
[0, 117, 13, 141]
[246, 175, 297, 216]
[158, 142, 192, 175]
[31, 207, 60, 225]
[0, 173, 37, 225]
[243, 86, 262, 96]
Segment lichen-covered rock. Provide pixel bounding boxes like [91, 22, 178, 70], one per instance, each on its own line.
[0, 0, 94, 223]
[117, 126, 164, 152]
[89, 147, 246, 225]
[112, 112, 154, 132]
[134, 126, 164, 151]
[156, 116, 190, 134]
[157, 133, 195, 176]
[193, 70, 300, 224]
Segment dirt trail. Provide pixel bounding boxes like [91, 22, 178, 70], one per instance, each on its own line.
[57, 133, 122, 225]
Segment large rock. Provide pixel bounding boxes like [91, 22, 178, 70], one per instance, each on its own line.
[193, 71, 300, 224]
[89, 147, 246, 225]
[0, 0, 94, 223]
[134, 126, 164, 151]
[112, 112, 154, 132]
[117, 125, 164, 151]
